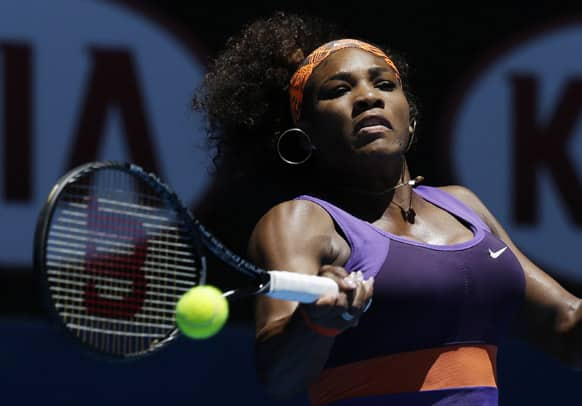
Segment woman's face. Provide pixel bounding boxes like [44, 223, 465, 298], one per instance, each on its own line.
[301, 48, 411, 173]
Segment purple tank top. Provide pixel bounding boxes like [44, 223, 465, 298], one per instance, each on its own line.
[296, 185, 526, 364]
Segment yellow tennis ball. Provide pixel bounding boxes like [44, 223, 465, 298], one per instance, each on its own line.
[175, 285, 229, 339]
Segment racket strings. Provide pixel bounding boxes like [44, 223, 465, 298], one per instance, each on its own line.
[45, 168, 201, 357]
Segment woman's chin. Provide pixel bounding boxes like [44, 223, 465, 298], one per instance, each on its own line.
[355, 140, 403, 159]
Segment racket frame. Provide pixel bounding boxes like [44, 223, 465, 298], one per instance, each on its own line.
[34, 161, 206, 361]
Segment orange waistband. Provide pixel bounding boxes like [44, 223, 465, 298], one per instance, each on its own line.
[309, 344, 498, 406]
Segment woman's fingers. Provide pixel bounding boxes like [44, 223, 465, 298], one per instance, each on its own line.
[303, 268, 375, 331]
[351, 272, 374, 309]
[341, 272, 374, 324]
[319, 264, 355, 292]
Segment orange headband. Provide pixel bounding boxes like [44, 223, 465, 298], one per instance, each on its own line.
[289, 39, 400, 123]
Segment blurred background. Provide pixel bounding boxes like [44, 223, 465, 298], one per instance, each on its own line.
[1, 0, 582, 404]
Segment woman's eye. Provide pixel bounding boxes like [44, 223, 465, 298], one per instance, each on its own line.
[376, 80, 396, 91]
[320, 85, 349, 99]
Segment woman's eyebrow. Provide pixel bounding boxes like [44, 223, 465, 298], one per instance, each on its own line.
[368, 66, 394, 77]
[324, 66, 393, 84]
[325, 71, 353, 82]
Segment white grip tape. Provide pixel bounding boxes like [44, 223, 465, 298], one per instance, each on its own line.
[265, 271, 339, 303]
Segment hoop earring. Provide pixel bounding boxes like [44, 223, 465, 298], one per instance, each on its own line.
[276, 128, 315, 165]
[405, 119, 417, 153]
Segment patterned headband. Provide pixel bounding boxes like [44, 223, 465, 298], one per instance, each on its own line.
[288, 39, 400, 123]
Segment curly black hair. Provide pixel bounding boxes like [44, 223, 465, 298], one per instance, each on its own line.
[192, 11, 419, 180]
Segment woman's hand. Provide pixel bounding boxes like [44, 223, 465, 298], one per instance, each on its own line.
[300, 265, 374, 333]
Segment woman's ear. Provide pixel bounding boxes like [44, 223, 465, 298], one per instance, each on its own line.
[408, 119, 417, 135]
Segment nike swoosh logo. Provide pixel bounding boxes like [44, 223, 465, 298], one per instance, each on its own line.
[489, 247, 508, 259]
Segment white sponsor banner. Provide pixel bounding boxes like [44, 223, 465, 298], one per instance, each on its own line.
[0, 0, 210, 268]
[446, 20, 582, 281]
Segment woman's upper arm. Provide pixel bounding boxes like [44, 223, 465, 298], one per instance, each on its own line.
[248, 199, 348, 340]
[248, 200, 338, 277]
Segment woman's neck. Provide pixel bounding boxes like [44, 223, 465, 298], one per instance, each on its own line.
[310, 158, 419, 222]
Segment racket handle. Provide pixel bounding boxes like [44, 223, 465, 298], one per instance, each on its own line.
[265, 271, 339, 303]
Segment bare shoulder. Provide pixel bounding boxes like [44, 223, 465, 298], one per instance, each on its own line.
[248, 198, 345, 272]
[438, 185, 483, 208]
[251, 198, 336, 238]
[438, 184, 491, 218]
[437, 184, 499, 232]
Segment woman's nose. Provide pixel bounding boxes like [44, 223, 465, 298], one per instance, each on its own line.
[353, 87, 384, 116]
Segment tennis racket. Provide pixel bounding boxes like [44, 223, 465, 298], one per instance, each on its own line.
[34, 161, 339, 360]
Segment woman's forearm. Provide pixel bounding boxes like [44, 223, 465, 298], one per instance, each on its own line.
[560, 298, 582, 369]
[514, 293, 582, 370]
[255, 309, 336, 398]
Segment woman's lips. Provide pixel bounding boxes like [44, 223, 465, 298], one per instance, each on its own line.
[354, 115, 393, 136]
[354, 116, 393, 139]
